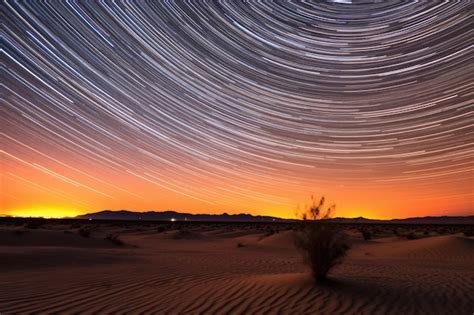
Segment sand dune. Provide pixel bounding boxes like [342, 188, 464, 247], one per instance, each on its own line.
[1, 224, 472, 314]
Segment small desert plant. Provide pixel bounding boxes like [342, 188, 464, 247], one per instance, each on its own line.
[463, 229, 474, 237]
[25, 219, 43, 229]
[294, 196, 349, 282]
[360, 229, 372, 241]
[173, 229, 192, 239]
[157, 226, 166, 233]
[406, 232, 416, 240]
[264, 229, 275, 237]
[371, 227, 382, 235]
[78, 228, 91, 238]
[105, 234, 124, 246]
[237, 242, 245, 248]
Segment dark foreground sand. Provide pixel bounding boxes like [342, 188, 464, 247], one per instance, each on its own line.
[1, 223, 473, 314]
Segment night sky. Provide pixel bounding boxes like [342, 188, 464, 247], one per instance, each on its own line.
[2, 1, 472, 219]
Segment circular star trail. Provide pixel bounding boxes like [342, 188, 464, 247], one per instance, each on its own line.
[2, 1, 473, 218]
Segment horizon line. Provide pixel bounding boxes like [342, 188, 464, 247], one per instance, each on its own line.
[2, 210, 473, 222]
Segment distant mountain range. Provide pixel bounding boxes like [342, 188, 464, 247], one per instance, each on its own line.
[77, 210, 292, 222]
[76, 210, 474, 224]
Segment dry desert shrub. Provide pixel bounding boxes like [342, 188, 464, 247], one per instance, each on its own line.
[463, 229, 474, 237]
[70, 223, 81, 229]
[264, 228, 275, 237]
[294, 196, 349, 282]
[360, 228, 372, 240]
[295, 222, 348, 282]
[13, 229, 24, 235]
[438, 227, 448, 235]
[78, 228, 91, 238]
[173, 229, 195, 239]
[105, 234, 124, 246]
[157, 226, 166, 233]
[24, 219, 43, 229]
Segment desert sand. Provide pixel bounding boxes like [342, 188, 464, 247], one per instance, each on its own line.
[1, 222, 473, 314]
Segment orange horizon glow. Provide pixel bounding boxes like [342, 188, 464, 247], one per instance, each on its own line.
[2, 151, 472, 220]
[2, 146, 472, 220]
[2, 161, 472, 221]
[2, 161, 472, 220]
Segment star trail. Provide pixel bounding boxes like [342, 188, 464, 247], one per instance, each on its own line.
[2, 1, 473, 219]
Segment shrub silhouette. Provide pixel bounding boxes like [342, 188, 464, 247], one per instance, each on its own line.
[264, 229, 275, 237]
[157, 226, 165, 233]
[294, 196, 349, 282]
[105, 234, 124, 246]
[25, 219, 43, 229]
[172, 229, 195, 239]
[463, 229, 473, 237]
[406, 231, 416, 240]
[78, 228, 91, 238]
[360, 229, 372, 240]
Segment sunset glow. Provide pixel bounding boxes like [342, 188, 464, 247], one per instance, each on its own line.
[2, 2, 472, 219]
[7, 206, 80, 219]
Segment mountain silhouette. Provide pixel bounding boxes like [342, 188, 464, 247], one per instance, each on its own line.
[76, 210, 292, 222]
[76, 210, 473, 224]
